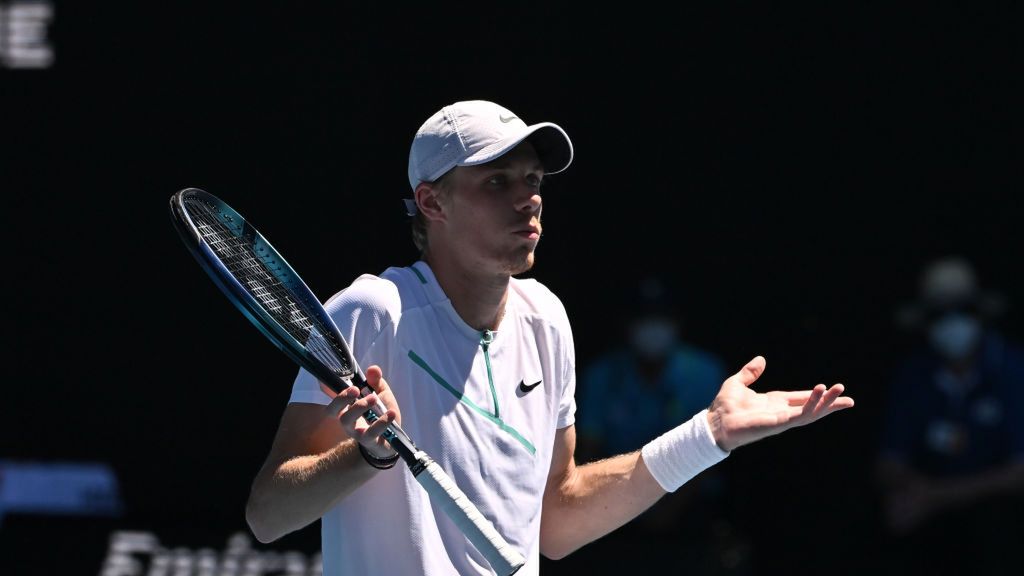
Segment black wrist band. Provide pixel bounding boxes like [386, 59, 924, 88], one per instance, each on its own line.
[358, 443, 399, 470]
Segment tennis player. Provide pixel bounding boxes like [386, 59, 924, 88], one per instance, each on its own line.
[244, 100, 854, 575]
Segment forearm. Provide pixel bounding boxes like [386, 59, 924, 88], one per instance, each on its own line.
[541, 451, 666, 559]
[541, 412, 727, 559]
[246, 438, 376, 543]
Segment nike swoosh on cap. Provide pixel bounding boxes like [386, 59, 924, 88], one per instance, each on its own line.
[499, 114, 518, 123]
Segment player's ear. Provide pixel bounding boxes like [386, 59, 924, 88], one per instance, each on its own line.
[415, 182, 446, 223]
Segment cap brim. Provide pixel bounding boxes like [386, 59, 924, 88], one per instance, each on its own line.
[459, 122, 573, 175]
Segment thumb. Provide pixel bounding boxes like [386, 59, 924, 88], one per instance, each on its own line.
[364, 365, 387, 393]
[363, 365, 399, 423]
[732, 356, 766, 387]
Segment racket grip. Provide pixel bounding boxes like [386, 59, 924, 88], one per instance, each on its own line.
[412, 453, 525, 575]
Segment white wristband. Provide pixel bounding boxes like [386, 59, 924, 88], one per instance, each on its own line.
[641, 408, 730, 493]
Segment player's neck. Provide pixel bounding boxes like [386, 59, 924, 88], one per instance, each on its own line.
[423, 253, 510, 332]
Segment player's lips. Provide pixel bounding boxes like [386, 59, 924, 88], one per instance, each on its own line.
[514, 225, 541, 239]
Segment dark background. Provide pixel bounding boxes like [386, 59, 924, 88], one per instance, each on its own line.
[3, 1, 1021, 574]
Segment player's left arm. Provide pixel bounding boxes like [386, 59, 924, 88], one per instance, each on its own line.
[539, 424, 664, 560]
[539, 355, 854, 560]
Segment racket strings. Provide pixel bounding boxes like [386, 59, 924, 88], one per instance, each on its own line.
[184, 198, 353, 377]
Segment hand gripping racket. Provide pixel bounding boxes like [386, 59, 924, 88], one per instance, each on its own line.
[169, 188, 525, 575]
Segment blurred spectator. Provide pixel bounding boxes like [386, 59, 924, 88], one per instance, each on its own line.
[573, 276, 751, 574]
[876, 256, 1024, 574]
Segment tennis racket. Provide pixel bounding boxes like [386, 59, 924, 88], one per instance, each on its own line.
[169, 187, 525, 575]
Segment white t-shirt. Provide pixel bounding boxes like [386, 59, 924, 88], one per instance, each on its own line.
[289, 261, 577, 576]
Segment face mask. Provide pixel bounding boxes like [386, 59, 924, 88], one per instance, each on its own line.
[630, 318, 678, 360]
[928, 313, 981, 361]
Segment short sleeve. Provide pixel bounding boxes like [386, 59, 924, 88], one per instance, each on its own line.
[537, 285, 576, 430]
[288, 274, 400, 405]
[556, 311, 577, 430]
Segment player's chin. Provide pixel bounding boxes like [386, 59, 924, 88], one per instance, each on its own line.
[505, 249, 536, 276]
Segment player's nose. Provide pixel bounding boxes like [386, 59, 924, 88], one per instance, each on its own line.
[515, 185, 541, 215]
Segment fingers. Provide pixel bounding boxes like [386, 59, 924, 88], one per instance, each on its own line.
[346, 393, 397, 457]
[327, 366, 391, 418]
[364, 365, 388, 394]
[364, 365, 401, 423]
[325, 386, 361, 418]
[819, 383, 843, 409]
[831, 395, 856, 410]
[731, 356, 766, 388]
[323, 367, 401, 460]
[787, 383, 854, 423]
[816, 384, 855, 414]
[325, 386, 386, 429]
[338, 392, 384, 429]
[362, 407, 397, 444]
[801, 384, 826, 416]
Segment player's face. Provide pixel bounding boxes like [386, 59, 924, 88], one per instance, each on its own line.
[441, 142, 544, 276]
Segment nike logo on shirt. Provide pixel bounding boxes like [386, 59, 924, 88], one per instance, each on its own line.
[517, 379, 542, 396]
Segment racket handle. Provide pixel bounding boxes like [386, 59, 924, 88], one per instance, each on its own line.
[412, 452, 525, 575]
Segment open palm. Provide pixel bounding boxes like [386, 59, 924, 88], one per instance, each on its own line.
[707, 356, 854, 451]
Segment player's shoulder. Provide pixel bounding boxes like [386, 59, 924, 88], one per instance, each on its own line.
[320, 267, 404, 325]
[510, 276, 570, 325]
[324, 272, 394, 308]
[321, 264, 433, 318]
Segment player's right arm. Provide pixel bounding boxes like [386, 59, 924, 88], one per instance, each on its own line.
[245, 367, 399, 543]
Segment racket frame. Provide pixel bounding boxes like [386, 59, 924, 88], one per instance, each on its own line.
[169, 188, 525, 575]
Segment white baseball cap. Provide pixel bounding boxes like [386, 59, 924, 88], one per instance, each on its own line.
[405, 100, 573, 214]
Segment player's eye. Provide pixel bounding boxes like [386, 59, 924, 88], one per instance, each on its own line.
[487, 174, 508, 187]
[526, 174, 542, 189]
